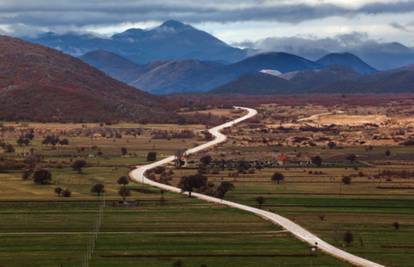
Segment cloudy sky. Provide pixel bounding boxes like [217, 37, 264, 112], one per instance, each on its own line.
[0, 0, 413, 46]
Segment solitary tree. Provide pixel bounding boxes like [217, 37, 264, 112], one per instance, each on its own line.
[346, 154, 357, 163]
[178, 174, 207, 197]
[393, 222, 400, 230]
[118, 187, 131, 203]
[91, 183, 105, 196]
[343, 231, 354, 246]
[172, 260, 183, 267]
[62, 189, 71, 197]
[385, 150, 391, 157]
[271, 172, 285, 184]
[200, 155, 213, 166]
[327, 141, 337, 149]
[33, 169, 52, 185]
[255, 196, 265, 208]
[311, 156, 323, 167]
[342, 176, 352, 185]
[147, 151, 157, 162]
[117, 176, 129, 187]
[216, 181, 234, 199]
[72, 159, 87, 174]
[160, 189, 165, 204]
[54, 187, 63, 196]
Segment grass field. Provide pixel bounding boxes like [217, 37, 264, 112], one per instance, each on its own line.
[1, 106, 414, 267]
[0, 192, 349, 267]
[175, 141, 414, 267]
[0, 121, 348, 266]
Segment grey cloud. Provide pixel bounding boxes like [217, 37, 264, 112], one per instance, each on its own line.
[1, 0, 414, 34]
[390, 21, 413, 32]
[236, 32, 390, 60]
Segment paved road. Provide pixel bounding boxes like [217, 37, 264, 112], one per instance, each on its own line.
[129, 107, 385, 267]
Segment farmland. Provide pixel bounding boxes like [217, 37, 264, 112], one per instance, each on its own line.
[1, 102, 414, 267]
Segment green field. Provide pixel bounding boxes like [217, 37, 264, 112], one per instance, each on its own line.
[1, 119, 413, 267]
[0, 122, 349, 267]
[174, 145, 414, 267]
[0, 193, 348, 267]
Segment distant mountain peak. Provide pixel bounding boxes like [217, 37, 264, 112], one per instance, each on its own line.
[160, 20, 188, 29]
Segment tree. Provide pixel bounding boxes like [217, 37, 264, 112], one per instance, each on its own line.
[147, 151, 157, 162]
[118, 187, 131, 203]
[160, 189, 165, 204]
[256, 196, 265, 208]
[271, 172, 285, 184]
[342, 176, 352, 185]
[17, 136, 30, 146]
[54, 187, 63, 196]
[200, 155, 212, 166]
[4, 144, 15, 153]
[91, 183, 105, 196]
[311, 156, 323, 167]
[393, 222, 400, 230]
[346, 154, 357, 163]
[343, 231, 354, 246]
[33, 169, 52, 185]
[59, 139, 69, 145]
[42, 135, 60, 146]
[117, 176, 129, 187]
[62, 189, 71, 197]
[178, 174, 208, 197]
[327, 141, 336, 149]
[385, 150, 391, 157]
[72, 159, 87, 173]
[121, 147, 128, 156]
[216, 181, 234, 199]
[22, 169, 33, 180]
[172, 260, 183, 267]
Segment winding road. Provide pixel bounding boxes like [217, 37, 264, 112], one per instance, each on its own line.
[129, 107, 385, 267]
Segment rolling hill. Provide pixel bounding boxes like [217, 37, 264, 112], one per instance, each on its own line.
[230, 52, 320, 75]
[211, 72, 297, 95]
[212, 66, 361, 94]
[316, 53, 376, 74]
[129, 60, 234, 94]
[312, 65, 414, 93]
[0, 36, 173, 122]
[212, 64, 414, 95]
[80, 50, 144, 83]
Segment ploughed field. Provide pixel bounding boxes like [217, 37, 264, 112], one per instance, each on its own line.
[0, 119, 346, 267]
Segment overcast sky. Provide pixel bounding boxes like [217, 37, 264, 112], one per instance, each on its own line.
[0, 0, 413, 46]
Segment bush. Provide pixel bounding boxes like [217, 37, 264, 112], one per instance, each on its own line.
[33, 169, 52, 185]
[343, 231, 353, 246]
[342, 176, 352, 185]
[147, 152, 157, 162]
[62, 189, 71, 197]
[72, 160, 87, 173]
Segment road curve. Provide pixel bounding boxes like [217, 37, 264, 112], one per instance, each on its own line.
[129, 107, 385, 267]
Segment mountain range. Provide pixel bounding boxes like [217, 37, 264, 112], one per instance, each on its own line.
[80, 48, 383, 94]
[27, 20, 246, 64]
[0, 36, 173, 122]
[13, 19, 414, 97]
[212, 64, 414, 95]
